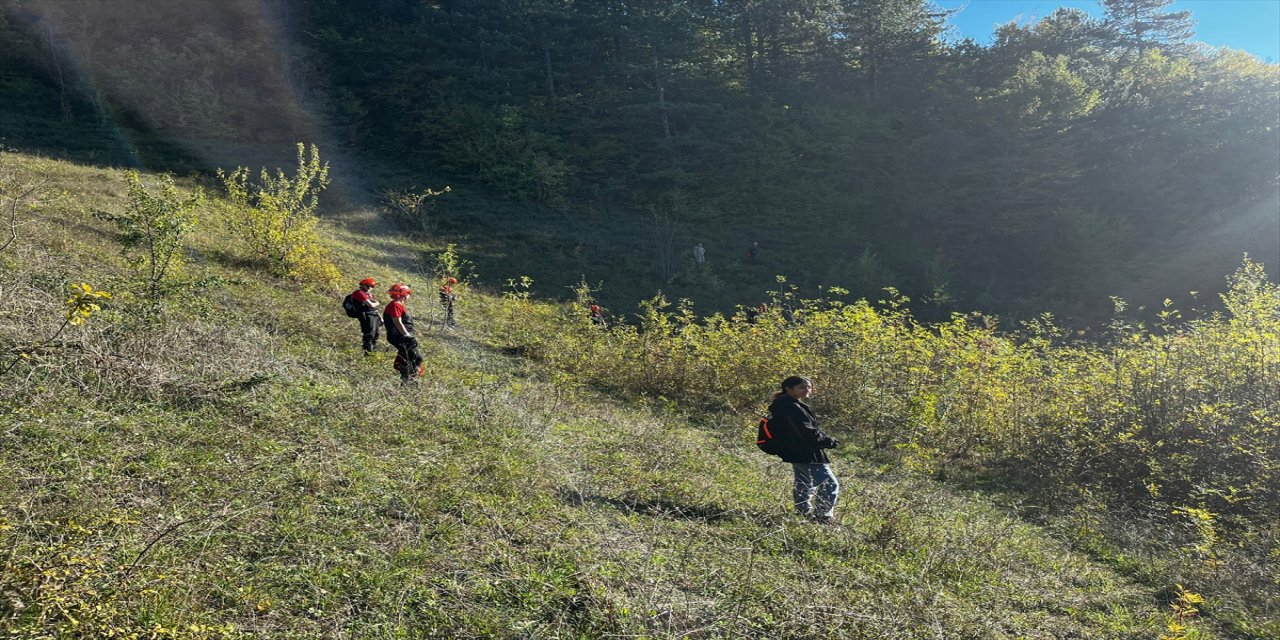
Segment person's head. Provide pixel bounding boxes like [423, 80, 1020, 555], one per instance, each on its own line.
[590, 304, 600, 313]
[446, 277, 458, 285]
[778, 375, 813, 400]
[359, 277, 377, 290]
[388, 283, 412, 299]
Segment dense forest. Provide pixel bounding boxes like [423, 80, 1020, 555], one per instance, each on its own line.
[1, 0, 1277, 321]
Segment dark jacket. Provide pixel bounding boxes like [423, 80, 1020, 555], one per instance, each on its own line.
[383, 306, 416, 343]
[767, 395, 838, 464]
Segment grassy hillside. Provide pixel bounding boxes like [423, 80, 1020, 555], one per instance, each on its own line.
[0, 152, 1224, 638]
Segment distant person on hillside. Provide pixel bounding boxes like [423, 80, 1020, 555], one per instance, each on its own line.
[439, 277, 458, 328]
[746, 241, 760, 263]
[590, 304, 607, 327]
[384, 283, 424, 383]
[768, 376, 840, 523]
[693, 242, 706, 266]
[349, 277, 382, 354]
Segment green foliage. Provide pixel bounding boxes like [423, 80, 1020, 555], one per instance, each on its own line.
[0, 512, 236, 639]
[504, 257, 1280, 629]
[94, 170, 202, 316]
[0, 151, 1243, 637]
[497, 275, 553, 353]
[1102, 0, 1196, 55]
[283, 0, 1276, 320]
[217, 143, 339, 287]
[428, 243, 472, 284]
[419, 102, 569, 204]
[993, 52, 1100, 126]
[380, 184, 450, 236]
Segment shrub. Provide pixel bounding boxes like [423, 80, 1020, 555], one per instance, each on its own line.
[218, 143, 339, 287]
[94, 170, 202, 316]
[381, 184, 450, 235]
[509, 258, 1280, 625]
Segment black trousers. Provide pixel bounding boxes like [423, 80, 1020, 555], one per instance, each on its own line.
[359, 313, 381, 352]
[390, 336, 423, 380]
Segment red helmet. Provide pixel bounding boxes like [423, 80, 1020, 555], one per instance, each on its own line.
[445, 277, 458, 285]
[388, 283, 412, 298]
[359, 277, 378, 287]
[590, 305, 600, 312]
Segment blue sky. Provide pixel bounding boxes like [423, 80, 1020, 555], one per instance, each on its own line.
[936, 0, 1280, 61]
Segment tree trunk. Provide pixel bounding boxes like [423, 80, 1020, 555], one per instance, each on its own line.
[44, 26, 72, 122]
[543, 46, 557, 103]
[654, 57, 671, 139]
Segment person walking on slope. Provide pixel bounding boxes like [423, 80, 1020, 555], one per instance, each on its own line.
[439, 277, 458, 328]
[384, 283, 424, 382]
[768, 376, 840, 523]
[350, 277, 382, 354]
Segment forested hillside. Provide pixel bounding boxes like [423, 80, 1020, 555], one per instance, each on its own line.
[1, 0, 1276, 321]
[2, 1, 1279, 636]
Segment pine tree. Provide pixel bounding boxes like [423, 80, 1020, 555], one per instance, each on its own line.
[1102, 0, 1195, 57]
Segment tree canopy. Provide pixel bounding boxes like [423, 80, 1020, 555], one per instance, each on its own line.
[1, 0, 1275, 322]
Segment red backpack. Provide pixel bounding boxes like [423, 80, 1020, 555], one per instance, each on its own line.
[756, 414, 782, 456]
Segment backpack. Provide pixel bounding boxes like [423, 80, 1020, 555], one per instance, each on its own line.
[756, 414, 783, 456]
[342, 293, 361, 318]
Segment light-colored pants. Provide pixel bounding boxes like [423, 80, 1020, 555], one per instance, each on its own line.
[791, 463, 839, 518]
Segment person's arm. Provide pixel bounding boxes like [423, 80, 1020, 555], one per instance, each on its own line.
[786, 404, 838, 448]
[391, 316, 410, 338]
[386, 304, 412, 338]
[363, 297, 379, 310]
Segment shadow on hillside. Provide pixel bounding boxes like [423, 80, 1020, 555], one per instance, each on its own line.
[557, 487, 774, 525]
[1, 94, 205, 173]
[58, 217, 121, 245]
[201, 248, 270, 273]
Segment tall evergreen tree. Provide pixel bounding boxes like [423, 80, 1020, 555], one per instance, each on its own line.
[1101, 0, 1195, 57]
[832, 0, 951, 103]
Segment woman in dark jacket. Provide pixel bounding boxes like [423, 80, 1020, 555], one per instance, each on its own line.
[768, 376, 840, 523]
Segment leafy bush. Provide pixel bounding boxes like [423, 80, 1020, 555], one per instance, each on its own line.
[532, 259, 1279, 527]
[506, 258, 1280, 628]
[94, 170, 202, 316]
[218, 143, 339, 287]
[380, 185, 450, 235]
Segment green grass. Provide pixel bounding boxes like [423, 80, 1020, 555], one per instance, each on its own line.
[0, 152, 1210, 638]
